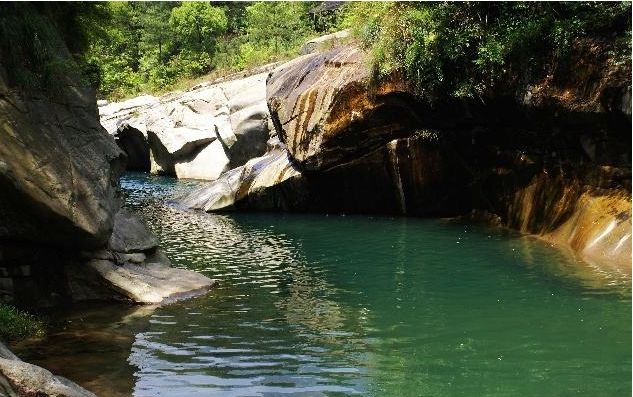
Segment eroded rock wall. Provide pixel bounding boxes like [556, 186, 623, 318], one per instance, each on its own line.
[180, 44, 631, 271]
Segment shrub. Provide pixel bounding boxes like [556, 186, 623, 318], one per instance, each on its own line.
[0, 303, 45, 342]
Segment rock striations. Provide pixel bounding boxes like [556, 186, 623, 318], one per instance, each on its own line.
[179, 43, 631, 273]
[0, 33, 214, 308]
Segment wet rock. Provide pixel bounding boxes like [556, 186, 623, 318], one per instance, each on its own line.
[0, 342, 97, 397]
[180, 139, 303, 211]
[505, 172, 632, 271]
[84, 259, 215, 304]
[108, 208, 159, 253]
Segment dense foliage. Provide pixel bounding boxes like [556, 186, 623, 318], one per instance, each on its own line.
[0, 303, 45, 342]
[80, 1, 343, 99]
[0, 2, 87, 92]
[343, 2, 632, 102]
[2, 2, 628, 104]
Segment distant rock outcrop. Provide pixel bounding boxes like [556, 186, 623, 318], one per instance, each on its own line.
[100, 72, 271, 180]
[179, 138, 303, 211]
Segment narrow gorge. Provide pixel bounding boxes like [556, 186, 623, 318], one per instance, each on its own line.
[0, 2, 630, 396]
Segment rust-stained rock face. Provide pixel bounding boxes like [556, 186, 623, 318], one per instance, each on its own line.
[182, 43, 631, 273]
[506, 172, 631, 272]
[267, 45, 416, 171]
[180, 134, 471, 216]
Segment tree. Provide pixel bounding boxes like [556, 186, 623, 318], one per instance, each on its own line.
[139, 2, 173, 65]
[245, 2, 308, 53]
[169, 2, 227, 50]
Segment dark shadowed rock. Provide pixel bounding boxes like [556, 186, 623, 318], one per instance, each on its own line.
[0, 69, 126, 249]
[108, 208, 158, 253]
[115, 126, 150, 171]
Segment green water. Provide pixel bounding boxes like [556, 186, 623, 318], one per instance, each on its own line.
[16, 173, 632, 397]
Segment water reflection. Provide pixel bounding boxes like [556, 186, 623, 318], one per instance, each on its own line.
[14, 303, 154, 397]
[12, 173, 631, 397]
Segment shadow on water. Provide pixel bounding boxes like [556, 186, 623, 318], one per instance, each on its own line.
[12, 172, 631, 397]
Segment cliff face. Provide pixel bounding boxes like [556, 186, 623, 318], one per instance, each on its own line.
[0, 66, 125, 248]
[0, 11, 214, 307]
[181, 43, 631, 271]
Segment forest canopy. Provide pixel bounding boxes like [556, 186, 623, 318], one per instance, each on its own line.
[1, 2, 630, 102]
[81, 1, 341, 99]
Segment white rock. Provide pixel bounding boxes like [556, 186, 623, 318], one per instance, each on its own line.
[86, 260, 215, 304]
[174, 140, 230, 180]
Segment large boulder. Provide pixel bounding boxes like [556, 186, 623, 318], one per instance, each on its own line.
[107, 208, 159, 253]
[67, 208, 215, 304]
[180, 138, 303, 211]
[0, 17, 214, 308]
[267, 44, 416, 171]
[0, 65, 125, 250]
[100, 72, 272, 180]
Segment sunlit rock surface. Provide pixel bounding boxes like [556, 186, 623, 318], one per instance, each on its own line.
[100, 72, 271, 180]
[67, 208, 215, 304]
[179, 138, 303, 211]
[181, 43, 631, 271]
[508, 172, 632, 272]
[267, 44, 415, 171]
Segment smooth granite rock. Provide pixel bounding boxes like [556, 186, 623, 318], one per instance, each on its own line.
[100, 72, 271, 180]
[267, 44, 415, 171]
[84, 260, 216, 304]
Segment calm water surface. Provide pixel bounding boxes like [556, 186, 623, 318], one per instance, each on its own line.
[15, 173, 632, 397]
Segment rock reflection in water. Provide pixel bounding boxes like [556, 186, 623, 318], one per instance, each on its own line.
[13, 303, 155, 397]
[124, 198, 369, 396]
[11, 173, 631, 397]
